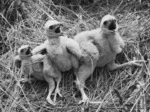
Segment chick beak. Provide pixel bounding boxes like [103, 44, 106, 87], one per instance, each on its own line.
[55, 26, 61, 33]
[26, 47, 32, 55]
[108, 20, 116, 31]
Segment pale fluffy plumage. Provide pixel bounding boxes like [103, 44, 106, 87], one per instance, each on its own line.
[32, 36, 81, 71]
[32, 20, 82, 104]
[21, 54, 45, 80]
[74, 14, 143, 104]
[75, 28, 125, 67]
[14, 45, 57, 105]
[15, 45, 45, 80]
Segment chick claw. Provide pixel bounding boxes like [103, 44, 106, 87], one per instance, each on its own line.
[78, 96, 90, 106]
[129, 60, 145, 67]
[46, 97, 56, 106]
[53, 88, 62, 102]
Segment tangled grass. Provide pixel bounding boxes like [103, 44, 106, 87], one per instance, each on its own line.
[0, 0, 150, 112]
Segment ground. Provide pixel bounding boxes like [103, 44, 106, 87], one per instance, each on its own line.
[0, 0, 150, 112]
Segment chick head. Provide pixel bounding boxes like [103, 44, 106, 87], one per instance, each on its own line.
[100, 15, 118, 31]
[18, 45, 32, 59]
[44, 20, 63, 38]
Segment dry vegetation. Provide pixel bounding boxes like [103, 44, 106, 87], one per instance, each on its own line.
[0, 0, 150, 112]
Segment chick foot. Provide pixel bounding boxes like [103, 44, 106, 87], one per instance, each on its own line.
[53, 88, 62, 102]
[78, 94, 90, 105]
[46, 97, 56, 106]
[129, 60, 145, 67]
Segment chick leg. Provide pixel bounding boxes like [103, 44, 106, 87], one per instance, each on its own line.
[75, 64, 94, 104]
[44, 56, 62, 102]
[43, 57, 57, 105]
[107, 60, 144, 71]
[44, 75, 56, 105]
[53, 75, 62, 102]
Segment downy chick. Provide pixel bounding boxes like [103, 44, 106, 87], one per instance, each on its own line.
[74, 14, 144, 104]
[14, 45, 58, 105]
[31, 20, 82, 102]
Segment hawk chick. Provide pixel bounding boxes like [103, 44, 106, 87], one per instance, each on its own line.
[14, 45, 59, 105]
[74, 14, 144, 104]
[31, 20, 82, 103]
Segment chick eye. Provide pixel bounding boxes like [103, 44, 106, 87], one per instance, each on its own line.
[49, 26, 54, 30]
[103, 21, 107, 25]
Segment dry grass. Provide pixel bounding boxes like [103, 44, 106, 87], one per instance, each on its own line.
[0, 0, 150, 112]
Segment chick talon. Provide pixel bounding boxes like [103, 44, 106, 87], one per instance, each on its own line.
[53, 88, 62, 102]
[135, 60, 145, 64]
[131, 60, 144, 67]
[56, 88, 62, 97]
[78, 96, 90, 105]
[46, 98, 56, 105]
[78, 99, 90, 105]
[58, 92, 62, 97]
